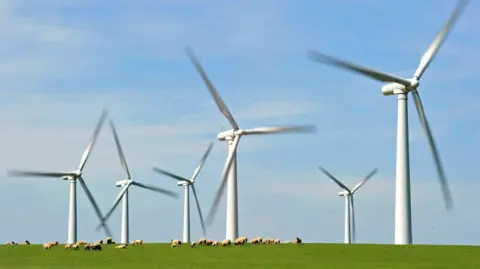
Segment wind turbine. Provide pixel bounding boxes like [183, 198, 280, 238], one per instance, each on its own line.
[152, 141, 214, 243]
[319, 167, 377, 244]
[8, 109, 112, 244]
[307, 0, 468, 245]
[97, 120, 179, 245]
[185, 46, 317, 241]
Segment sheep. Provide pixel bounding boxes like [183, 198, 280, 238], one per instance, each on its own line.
[76, 241, 87, 245]
[115, 244, 127, 249]
[105, 237, 113, 244]
[42, 243, 52, 250]
[251, 237, 263, 244]
[198, 238, 207, 246]
[170, 239, 181, 247]
[48, 241, 59, 246]
[211, 241, 219, 247]
[91, 243, 102, 251]
[190, 242, 196, 248]
[263, 239, 274, 244]
[24, 240, 30, 245]
[84, 244, 92, 251]
[97, 240, 104, 245]
[221, 239, 231, 247]
[132, 239, 143, 246]
[234, 237, 247, 246]
[72, 244, 79, 250]
[64, 244, 72, 250]
[274, 239, 281, 244]
[206, 239, 214, 246]
[296, 237, 302, 244]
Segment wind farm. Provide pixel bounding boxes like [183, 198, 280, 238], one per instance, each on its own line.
[1, 0, 479, 268]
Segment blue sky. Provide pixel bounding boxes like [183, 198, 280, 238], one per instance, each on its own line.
[0, 0, 479, 245]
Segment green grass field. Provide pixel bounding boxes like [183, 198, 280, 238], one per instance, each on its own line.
[1, 243, 479, 269]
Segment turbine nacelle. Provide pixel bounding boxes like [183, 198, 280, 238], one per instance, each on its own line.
[338, 190, 350, 196]
[217, 129, 244, 141]
[176, 180, 191, 186]
[381, 79, 420, 96]
[115, 179, 131, 187]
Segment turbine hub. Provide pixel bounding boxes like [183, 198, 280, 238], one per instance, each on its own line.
[217, 129, 243, 141]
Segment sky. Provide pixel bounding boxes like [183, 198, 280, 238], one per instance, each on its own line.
[0, 0, 479, 245]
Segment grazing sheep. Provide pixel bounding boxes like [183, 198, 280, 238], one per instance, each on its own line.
[72, 244, 79, 250]
[274, 239, 281, 244]
[84, 244, 92, 251]
[91, 243, 102, 251]
[221, 239, 231, 247]
[48, 241, 59, 246]
[64, 244, 71, 250]
[211, 241, 219, 247]
[105, 237, 113, 244]
[76, 241, 87, 245]
[170, 239, 181, 247]
[263, 239, 274, 244]
[234, 237, 247, 245]
[24, 240, 30, 245]
[115, 244, 127, 249]
[206, 239, 214, 246]
[132, 239, 143, 246]
[198, 238, 207, 246]
[190, 242, 196, 248]
[42, 243, 52, 250]
[97, 240, 103, 245]
[296, 237, 302, 244]
[251, 237, 263, 244]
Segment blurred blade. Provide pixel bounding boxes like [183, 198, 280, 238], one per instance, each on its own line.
[351, 168, 378, 194]
[8, 170, 72, 178]
[191, 141, 215, 181]
[413, 0, 469, 79]
[78, 109, 108, 172]
[191, 185, 207, 236]
[412, 91, 453, 210]
[206, 135, 241, 226]
[132, 181, 179, 198]
[243, 125, 317, 135]
[319, 166, 351, 193]
[307, 50, 412, 86]
[110, 120, 131, 179]
[350, 195, 356, 243]
[96, 183, 131, 231]
[185, 46, 239, 130]
[78, 177, 112, 238]
[152, 167, 191, 183]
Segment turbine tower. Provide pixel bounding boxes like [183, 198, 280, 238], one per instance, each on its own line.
[8, 109, 113, 244]
[307, 0, 468, 244]
[319, 167, 377, 244]
[97, 120, 179, 244]
[152, 142, 214, 243]
[185, 46, 317, 241]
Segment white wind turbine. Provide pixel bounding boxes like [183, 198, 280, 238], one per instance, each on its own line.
[97, 120, 179, 244]
[319, 167, 377, 244]
[185, 46, 317, 241]
[8, 109, 113, 244]
[307, 0, 468, 245]
[152, 142, 214, 243]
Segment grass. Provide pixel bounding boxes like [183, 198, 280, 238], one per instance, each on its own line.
[1, 243, 479, 269]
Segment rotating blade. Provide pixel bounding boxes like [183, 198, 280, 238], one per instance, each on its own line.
[191, 141, 214, 182]
[243, 125, 317, 136]
[78, 109, 108, 172]
[307, 50, 412, 86]
[131, 181, 179, 198]
[96, 183, 131, 231]
[191, 184, 207, 236]
[319, 166, 351, 193]
[351, 168, 378, 194]
[412, 91, 452, 210]
[110, 120, 131, 179]
[152, 167, 191, 183]
[8, 170, 72, 178]
[78, 177, 112, 237]
[413, 0, 469, 80]
[185, 46, 239, 130]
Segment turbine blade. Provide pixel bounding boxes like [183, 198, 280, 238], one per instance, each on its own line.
[7, 170, 71, 178]
[131, 181, 179, 198]
[78, 177, 112, 238]
[318, 166, 351, 193]
[350, 195, 356, 243]
[96, 183, 131, 231]
[351, 168, 378, 194]
[413, 0, 469, 79]
[242, 125, 317, 136]
[152, 167, 191, 183]
[191, 184, 207, 236]
[191, 141, 215, 182]
[307, 50, 412, 86]
[109, 120, 131, 179]
[78, 109, 108, 172]
[412, 91, 453, 210]
[206, 135, 241, 226]
[185, 46, 239, 130]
